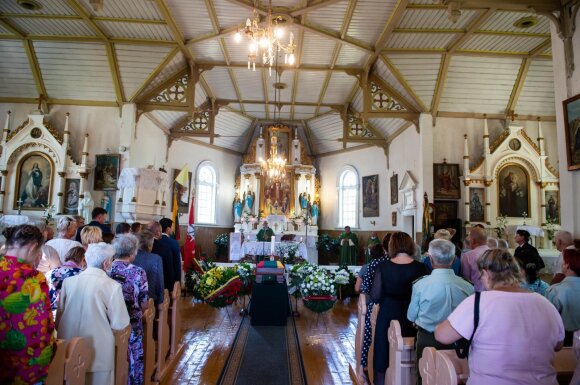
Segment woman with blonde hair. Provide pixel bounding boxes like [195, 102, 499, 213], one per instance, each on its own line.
[436, 248, 564, 385]
[80, 225, 102, 249]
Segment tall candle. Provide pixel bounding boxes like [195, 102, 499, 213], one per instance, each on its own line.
[271, 235, 275, 255]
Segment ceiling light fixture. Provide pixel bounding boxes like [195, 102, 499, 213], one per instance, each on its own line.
[514, 16, 539, 29]
[234, 0, 297, 74]
[17, 0, 42, 11]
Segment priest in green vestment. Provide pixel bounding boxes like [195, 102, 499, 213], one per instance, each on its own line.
[339, 226, 358, 265]
[256, 221, 275, 241]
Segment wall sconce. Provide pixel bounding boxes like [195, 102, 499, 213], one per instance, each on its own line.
[119, 145, 128, 153]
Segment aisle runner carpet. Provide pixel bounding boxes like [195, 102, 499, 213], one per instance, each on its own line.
[217, 315, 308, 385]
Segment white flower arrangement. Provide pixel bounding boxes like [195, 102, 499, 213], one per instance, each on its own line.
[300, 267, 336, 297]
[334, 269, 350, 285]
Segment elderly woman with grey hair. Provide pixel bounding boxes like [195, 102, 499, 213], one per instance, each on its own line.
[56, 242, 129, 385]
[46, 215, 82, 263]
[111, 234, 149, 385]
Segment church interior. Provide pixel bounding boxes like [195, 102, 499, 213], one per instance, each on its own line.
[1, 0, 580, 383]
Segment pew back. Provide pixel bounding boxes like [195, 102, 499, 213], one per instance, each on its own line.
[170, 281, 182, 357]
[418, 347, 436, 385]
[435, 350, 468, 385]
[46, 339, 66, 385]
[368, 304, 380, 385]
[154, 288, 171, 381]
[113, 324, 131, 385]
[64, 337, 91, 385]
[142, 298, 156, 385]
[386, 320, 416, 385]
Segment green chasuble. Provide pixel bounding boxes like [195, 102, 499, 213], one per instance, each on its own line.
[339, 232, 358, 265]
[256, 227, 275, 242]
[366, 236, 380, 263]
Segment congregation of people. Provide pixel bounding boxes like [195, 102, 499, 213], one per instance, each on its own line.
[0, 207, 182, 385]
[356, 227, 580, 385]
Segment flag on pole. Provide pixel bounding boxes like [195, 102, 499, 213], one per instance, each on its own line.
[183, 192, 196, 271]
[172, 165, 189, 241]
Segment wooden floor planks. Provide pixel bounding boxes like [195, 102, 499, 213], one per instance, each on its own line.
[164, 296, 359, 385]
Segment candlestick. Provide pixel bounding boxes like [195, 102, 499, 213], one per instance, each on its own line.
[271, 235, 275, 255]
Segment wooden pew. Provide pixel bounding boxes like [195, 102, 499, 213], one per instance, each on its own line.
[64, 337, 91, 385]
[435, 350, 469, 385]
[367, 304, 380, 385]
[154, 289, 171, 382]
[113, 324, 131, 385]
[418, 347, 437, 385]
[386, 320, 416, 385]
[353, 294, 367, 383]
[169, 281, 183, 357]
[46, 339, 66, 385]
[142, 299, 156, 385]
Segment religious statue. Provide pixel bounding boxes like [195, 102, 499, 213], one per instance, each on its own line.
[470, 192, 483, 222]
[78, 191, 94, 224]
[243, 188, 255, 212]
[366, 231, 380, 264]
[339, 226, 358, 265]
[233, 193, 243, 223]
[101, 192, 112, 223]
[256, 221, 275, 242]
[299, 192, 310, 215]
[310, 200, 319, 226]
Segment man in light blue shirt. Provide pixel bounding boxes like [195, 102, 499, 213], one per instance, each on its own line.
[408, 239, 474, 385]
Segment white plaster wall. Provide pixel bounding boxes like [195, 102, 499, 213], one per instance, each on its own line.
[318, 127, 421, 232]
[164, 139, 242, 227]
[551, 11, 580, 237]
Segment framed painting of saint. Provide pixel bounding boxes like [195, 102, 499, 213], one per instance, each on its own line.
[545, 190, 560, 224]
[94, 154, 120, 191]
[64, 178, 80, 215]
[434, 163, 460, 199]
[263, 170, 293, 215]
[469, 188, 485, 223]
[498, 164, 529, 217]
[390, 173, 398, 204]
[362, 174, 379, 217]
[434, 200, 458, 227]
[172, 168, 192, 215]
[563, 93, 580, 170]
[14, 152, 53, 210]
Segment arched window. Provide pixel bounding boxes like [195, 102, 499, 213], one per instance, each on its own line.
[196, 162, 217, 224]
[338, 167, 358, 228]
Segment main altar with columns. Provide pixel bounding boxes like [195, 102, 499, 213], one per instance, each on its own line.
[230, 124, 319, 263]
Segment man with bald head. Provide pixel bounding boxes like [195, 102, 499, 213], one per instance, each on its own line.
[461, 227, 490, 292]
[146, 221, 175, 291]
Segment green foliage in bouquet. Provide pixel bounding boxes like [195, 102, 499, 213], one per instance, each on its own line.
[334, 265, 357, 300]
[197, 266, 242, 308]
[288, 262, 312, 299]
[184, 258, 216, 299]
[300, 266, 336, 313]
[214, 233, 230, 258]
[236, 262, 255, 295]
[316, 234, 340, 254]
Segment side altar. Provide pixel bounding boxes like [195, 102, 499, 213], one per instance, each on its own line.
[231, 124, 320, 263]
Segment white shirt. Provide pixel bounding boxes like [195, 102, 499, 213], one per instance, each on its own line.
[45, 238, 83, 263]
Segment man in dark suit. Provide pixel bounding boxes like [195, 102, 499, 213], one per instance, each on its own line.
[159, 218, 182, 287]
[146, 221, 175, 292]
[514, 229, 545, 270]
[75, 207, 112, 242]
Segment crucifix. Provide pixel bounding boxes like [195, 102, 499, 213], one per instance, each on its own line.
[16, 198, 23, 215]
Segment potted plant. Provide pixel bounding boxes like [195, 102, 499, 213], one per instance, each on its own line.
[213, 233, 230, 260]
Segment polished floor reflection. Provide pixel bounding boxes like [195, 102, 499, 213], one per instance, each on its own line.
[165, 295, 358, 385]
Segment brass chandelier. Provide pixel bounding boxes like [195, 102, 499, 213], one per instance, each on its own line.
[234, 0, 297, 73]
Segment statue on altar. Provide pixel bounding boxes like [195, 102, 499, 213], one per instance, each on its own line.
[243, 188, 255, 212]
[233, 193, 242, 223]
[299, 192, 310, 215]
[311, 200, 319, 226]
[339, 226, 358, 265]
[78, 191, 94, 224]
[256, 221, 275, 242]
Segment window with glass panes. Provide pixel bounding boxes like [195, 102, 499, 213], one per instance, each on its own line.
[196, 164, 216, 224]
[339, 169, 358, 228]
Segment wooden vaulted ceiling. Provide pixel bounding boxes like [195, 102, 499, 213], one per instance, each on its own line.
[0, 0, 558, 156]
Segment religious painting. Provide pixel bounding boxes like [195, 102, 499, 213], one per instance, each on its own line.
[94, 154, 120, 191]
[392, 211, 397, 227]
[263, 170, 293, 215]
[434, 200, 458, 227]
[563, 93, 580, 170]
[434, 163, 460, 199]
[390, 173, 398, 204]
[14, 152, 53, 210]
[469, 188, 485, 223]
[64, 178, 80, 215]
[498, 164, 529, 217]
[172, 168, 192, 215]
[545, 190, 560, 224]
[362, 174, 379, 217]
[267, 127, 291, 162]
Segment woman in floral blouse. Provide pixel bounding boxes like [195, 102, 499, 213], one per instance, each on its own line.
[48, 246, 86, 311]
[0, 224, 55, 385]
[111, 234, 149, 385]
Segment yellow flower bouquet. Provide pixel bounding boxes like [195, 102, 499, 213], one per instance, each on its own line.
[197, 266, 242, 308]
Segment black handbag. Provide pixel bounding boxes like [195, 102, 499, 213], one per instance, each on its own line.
[453, 291, 481, 359]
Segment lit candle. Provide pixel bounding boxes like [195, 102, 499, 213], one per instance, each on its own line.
[271, 235, 275, 255]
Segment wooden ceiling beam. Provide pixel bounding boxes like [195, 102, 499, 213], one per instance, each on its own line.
[0, 34, 179, 45]
[528, 38, 552, 57]
[505, 57, 531, 116]
[243, 119, 259, 154]
[436, 111, 555, 121]
[23, 40, 47, 98]
[224, 0, 267, 15]
[105, 42, 125, 104]
[440, 0, 559, 12]
[317, 143, 373, 157]
[217, 98, 342, 108]
[301, 119, 316, 155]
[0, 13, 167, 24]
[364, 0, 409, 72]
[193, 61, 359, 72]
[369, 73, 419, 112]
[0, 18, 25, 37]
[430, 53, 451, 117]
[386, 121, 414, 143]
[186, 25, 239, 45]
[290, 0, 345, 16]
[137, 68, 187, 103]
[393, 28, 550, 38]
[294, 21, 373, 54]
[129, 47, 179, 102]
[447, 8, 496, 54]
[380, 55, 427, 112]
[290, 19, 306, 120]
[360, 111, 420, 120]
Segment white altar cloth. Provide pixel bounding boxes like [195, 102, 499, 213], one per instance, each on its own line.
[0, 215, 30, 227]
